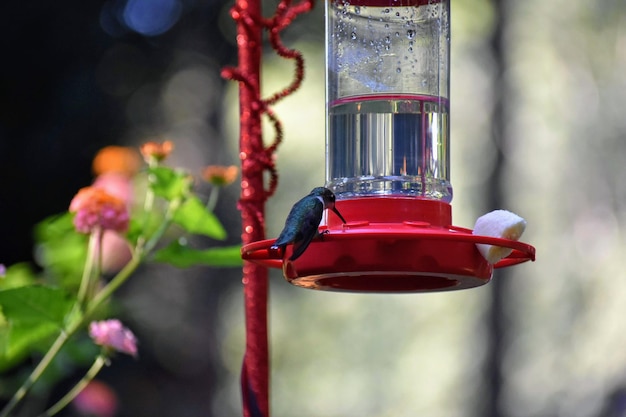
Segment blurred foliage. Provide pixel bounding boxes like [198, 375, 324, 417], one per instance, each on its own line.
[34, 214, 89, 291]
[0, 285, 74, 371]
[153, 240, 242, 268]
[0, 158, 241, 415]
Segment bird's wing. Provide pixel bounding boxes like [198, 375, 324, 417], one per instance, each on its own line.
[289, 198, 324, 261]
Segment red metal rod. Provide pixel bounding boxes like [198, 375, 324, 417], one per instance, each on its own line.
[230, 0, 270, 415]
[223, 0, 314, 414]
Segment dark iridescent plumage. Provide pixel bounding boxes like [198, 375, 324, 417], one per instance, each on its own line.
[271, 187, 346, 261]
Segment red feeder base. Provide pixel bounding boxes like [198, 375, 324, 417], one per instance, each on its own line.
[242, 198, 535, 293]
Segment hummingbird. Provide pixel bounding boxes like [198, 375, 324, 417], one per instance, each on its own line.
[271, 187, 346, 261]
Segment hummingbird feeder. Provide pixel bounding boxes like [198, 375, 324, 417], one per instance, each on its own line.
[227, 0, 533, 415]
[241, 0, 535, 292]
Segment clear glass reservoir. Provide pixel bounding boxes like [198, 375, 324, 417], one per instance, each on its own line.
[325, 0, 452, 202]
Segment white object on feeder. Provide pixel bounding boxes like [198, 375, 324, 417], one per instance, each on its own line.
[473, 210, 527, 264]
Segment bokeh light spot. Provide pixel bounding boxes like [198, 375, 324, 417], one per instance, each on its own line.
[123, 0, 182, 37]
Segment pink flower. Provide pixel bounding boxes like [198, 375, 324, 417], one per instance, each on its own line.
[98, 232, 132, 274]
[89, 320, 138, 357]
[92, 173, 134, 205]
[73, 380, 118, 417]
[69, 187, 129, 234]
[91, 174, 134, 273]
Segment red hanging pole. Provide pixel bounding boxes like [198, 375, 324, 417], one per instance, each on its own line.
[222, 0, 314, 415]
[219, 2, 269, 417]
[225, 0, 270, 414]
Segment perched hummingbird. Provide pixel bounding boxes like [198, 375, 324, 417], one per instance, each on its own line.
[271, 187, 346, 261]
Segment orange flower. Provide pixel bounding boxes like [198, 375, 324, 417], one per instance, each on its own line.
[69, 187, 129, 234]
[140, 140, 174, 163]
[201, 165, 238, 186]
[92, 146, 142, 177]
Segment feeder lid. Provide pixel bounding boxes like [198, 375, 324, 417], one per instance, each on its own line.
[242, 198, 535, 293]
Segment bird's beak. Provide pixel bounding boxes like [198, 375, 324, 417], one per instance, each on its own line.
[332, 207, 347, 224]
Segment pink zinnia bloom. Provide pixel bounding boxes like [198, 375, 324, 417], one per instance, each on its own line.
[89, 320, 138, 357]
[69, 187, 129, 234]
[91, 174, 134, 273]
[92, 173, 133, 205]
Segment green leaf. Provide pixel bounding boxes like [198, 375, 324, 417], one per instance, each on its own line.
[148, 166, 191, 200]
[153, 240, 242, 268]
[0, 263, 37, 290]
[125, 217, 144, 246]
[172, 196, 227, 240]
[0, 286, 75, 370]
[34, 213, 88, 290]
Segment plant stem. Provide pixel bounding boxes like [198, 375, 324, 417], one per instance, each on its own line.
[37, 354, 109, 417]
[0, 330, 71, 417]
[206, 187, 219, 213]
[134, 162, 158, 254]
[88, 197, 180, 316]
[88, 229, 104, 302]
[76, 229, 100, 308]
[86, 253, 142, 317]
[139, 177, 156, 246]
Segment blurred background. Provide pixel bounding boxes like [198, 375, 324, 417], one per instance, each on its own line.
[1, 0, 626, 416]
